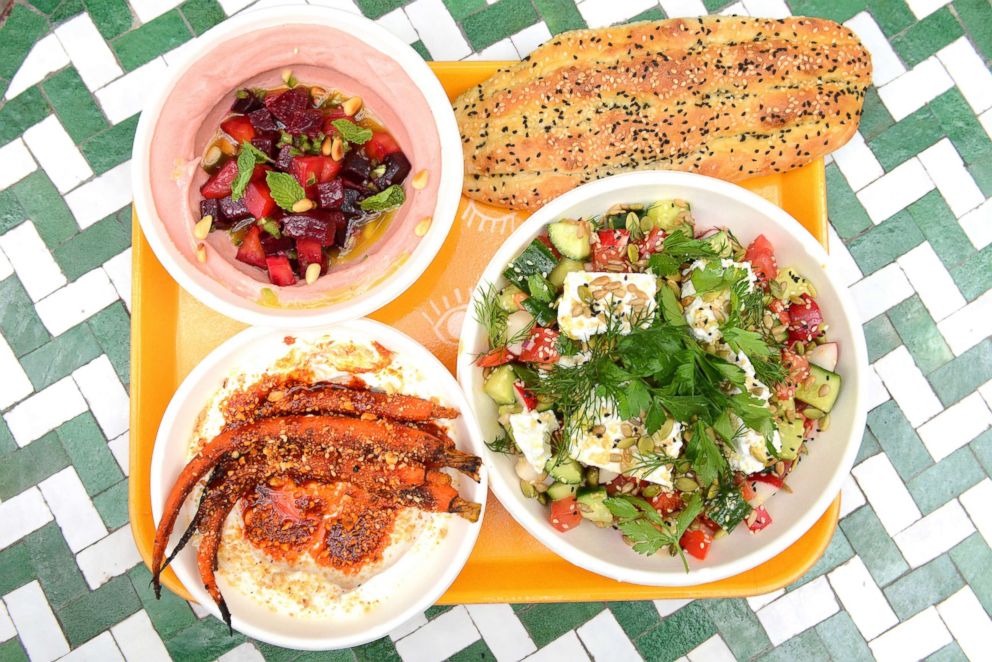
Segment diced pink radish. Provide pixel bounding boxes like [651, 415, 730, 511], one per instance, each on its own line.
[806, 342, 839, 372]
[513, 383, 537, 411]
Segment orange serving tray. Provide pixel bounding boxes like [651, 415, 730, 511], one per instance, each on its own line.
[130, 61, 839, 604]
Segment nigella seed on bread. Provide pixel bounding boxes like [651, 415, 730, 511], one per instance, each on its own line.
[454, 16, 872, 211]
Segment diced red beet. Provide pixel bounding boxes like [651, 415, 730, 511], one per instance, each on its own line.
[283, 109, 323, 136]
[230, 90, 264, 114]
[220, 115, 255, 144]
[334, 216, 351, 245]
[275, 145, 295, 171]
[265, 255, 297, 286]
[235, 226, 266, 268]
[340, 188, 365, 217]
[321, 108, 354, 134]
[340, 151, 372, 183]
[219, 196, 251, 223]
[260, 233, 293, 255]
[280, 211, 343, 246]
[199, 198, 220, 221]
[264, 87, 309, 123]
[250, 135, 276, 159]
[247, 108, 278, 132]
[200, 160, 239, 199]
[296, 237, 325, 273]
[290, 156, 341, 197]
[364, 131, 401, 161]
[244, 181, 275, 219]
[316, 179, 345, 209]
[375, 151, 411, 188]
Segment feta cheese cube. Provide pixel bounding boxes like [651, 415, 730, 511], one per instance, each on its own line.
[680, 259, 758, 344]
[509, 411, 559, 472]
[557, 271, 657, 341]
[726, 418, 782, 475]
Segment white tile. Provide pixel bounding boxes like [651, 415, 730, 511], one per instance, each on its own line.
[654, 598, 693, 617]
[108, 432, 130, 476]
[937, 36, 992, 113]
[576, 609, 642, 662]
[111, 611, 171, 662]
[577, 0, 656, 28]
[4, 34, 70, 101]
[0, 220, 67, 301]
[918, 139, 984, 218]
[865, 365, 891, 412]
[102, 248, 132, 311]
[188, 601, 211, 619]
[981, 107, 992, 143]
[465, 39, 520, 61]
[878, 57, 954, 122]
[0, 488, 53, 551]
[869, 607, 952, 662]
[64, 161, 132, 230]
[829, 132, 883, 191]
[905, 0, 950, 19]
[982, 378, 992, 412]
[524, 632, 589, 662]
[0, 245, 11, 281]
[404, 0, 471, 60]
[659, 0, 708, 18]
[873, 346, 943, 427]
[394, 605, 480, 662]
[60, 631, 124, 662]
[0, 334, 33, 411]
[54, 14, 124, 91]
[687, 634, 735, 662]
[852, 453, 921, 536]
[218, 0, 255, 13]
[128, 0, 183, 23]
[38, 467, 108, 553]
[719, 2, 747, 15]
[844, 12, 905, 86]
[746, 589, 784, 612]
[856, 158, 934, 224]
[959, 478, 992, 548]
[467, 604, 537, 662]
[510, 22, 553, 59]
[827, 224, 862, 287]
[22, 116, 93, 193]
[896, 242, 966, 322]
[839, 475, 866, 518]
[0, 601, 15, 642]
[34, 268, 119, 336]
[75, 525, 142, 590]
[376, 7, 418, 44]
[740, 0, 790, 18]
[0, 138, 38, 191]
[95, 58, 169, 125]
[893, 500, 974, 568]
[958, 199, 992, 250]
[217, 642, 265, 662]
[73, 355, 130, 440]
[305, 0, 361, 12]
[936, 587, 992, 662]
[3, 377, 87, 447]
[827, 556, 898, 639]
[937, 288, 992, 355]
[918, 393, 992, 463]
[2, 582, 69, 662]
[388, 612, 428, 641]
[755, 577, 839, 646]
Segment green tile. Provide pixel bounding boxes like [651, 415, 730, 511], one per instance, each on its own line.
[443, 0, 485, 20]
[972, 428, 992, 476]
[701, 599, 772, 660]
[867, 402, 932, 481]
[353, 0, 407, 19]
[825, 164, 872, 240]
[930, 89, 992, 171]
[424, 605, 453, 620]
[858, 87, 894, 142]
[786, 0, 861, 24]
[112, 10, 193, 71]
[868, 107, 943, 173]
[928, 341, 992, 406]
[967, 158, 992, 198]
[950, 244, 992, 301]
[87, 301, 131, 386]
[907, 191, 976, 270]
[180, 0, 224, 35]
[83, 0, 133, 39]
[19, 324, 102, 390]
[848, 211, 924, 275]
[410, 40, 429, 60]
[789, 529, 854, 589]
[0, 419, 14, 455]
[80, 115, 139, 175]
[0, 5, 49, 81]
[0, 639, 29, 662]
[0, 544, 35, 595]
[0, 276, 51, 356]
[449, 639, 496, 662]
[865, 0, 916, 36]
[29, 0, 63, 13]
[907, 447, 984, 515]
[856, 428, 881, 466]
[609, 601, 661, 640]
[0, 432, 70, 500]
[953, 0, 992, 63]
[256, 642, 353, 662]
[704, 0, 730, 11]
[41, 67, 108, 143]
[462, 0, 539, 52]
[52, 212, 131, 280]
[517, 603, 604, 647]
[57, 413, 124, 496]
[883, 555, 963, 620]
[631, 6, 664, 21]
[634, 601, 716, 661]
[23, 523, 89, 609]
[0, 87, 52, 146]
[57, 574, 141, 646]
[949, 533, 992, 614]
[128, 565, 197, 638]
[840, 506, 909, 586]
[164, 616, 247, 661]
[756, 629, 831, 662]
[533, 0, 586, 33]
[890, 7, 963, 68]
[888, 296, 954, 375]
[93, 479, 130, 529]
[354, 637, 402, 662]
[816, 612, 873, 662]
[864, 315, 902, 363]
[49, 0, 85, 24]
[0, 188, 28, 234]
[929, 642, 968, 662]
[13, 170, 78, 248]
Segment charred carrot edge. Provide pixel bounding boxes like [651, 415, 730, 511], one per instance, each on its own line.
[257, 383, 460, 422]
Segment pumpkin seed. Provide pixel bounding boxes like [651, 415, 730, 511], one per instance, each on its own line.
[618, 436, 637, 449]
[577, 285, 592, 304]
[519, 480, 537, 499]
[804, 407, 824, 420]
[638, 436, 655, 453]
[655, 417, 676, 440]
[627, 244, 639, 263]
[640, 216, 654, 233]
[537, 492, 549, 505]
[641, 484, 662, 498]
[707, 482, 720, 499]
[202, 145, 222, 168]
[675, 476, 699, 492]
[625, 212, 642, 239]
[585, 467, 600, 487]
[818, 383, 831, 397]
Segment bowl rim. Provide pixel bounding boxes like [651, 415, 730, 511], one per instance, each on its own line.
[131, 5, 463, 328]
[456, 169, 868, 587]
[149, 318, 488, 649]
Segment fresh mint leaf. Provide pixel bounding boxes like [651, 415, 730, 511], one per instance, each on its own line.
[332, 119, 372, 145]
[230, 141, 271, 201]
[360, 184, 405, 212]
[265, 171, 306, 211]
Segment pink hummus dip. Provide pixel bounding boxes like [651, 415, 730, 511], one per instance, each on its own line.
[148, 25, 442, 308]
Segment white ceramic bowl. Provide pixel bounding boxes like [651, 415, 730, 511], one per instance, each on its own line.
[132, 6, 462, 327]
[151, 320, 486, 649]
[457, 171, 867, 586]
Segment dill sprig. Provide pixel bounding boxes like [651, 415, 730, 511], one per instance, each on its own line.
[473, 282, 533, 350]
[485, 431, 516, 455]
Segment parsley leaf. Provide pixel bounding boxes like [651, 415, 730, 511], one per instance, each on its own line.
[657, 286, 687, 327]
[360, 185, 405, 212]
[686, 423, 727, 487]
[722, 326, 772, 358]
[332, 119, 373, 145]
[265, 171, 306, 211]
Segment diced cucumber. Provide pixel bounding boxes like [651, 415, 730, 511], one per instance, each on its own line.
[521, 297, 556, 326]
[576, 486, 613, 524]
[498, 284, 525, 313]
[503, 240, 557, 289]
[548, 221, 591, 260]
[776, 416, 805, 461]
[535, 393, 556, 412]
[705, 230, 733, 258]
[545, 456, 583, 484]
[645, 199, 692, 232]
[527, 274, 555, 303]
[483, 365, 517, 405]
[706, 485, 752, 532]
[795, 364, 841, 413]
[771, 266, 816, 301]
[547, 482, 578, 501]
[548, 258, 585, 289]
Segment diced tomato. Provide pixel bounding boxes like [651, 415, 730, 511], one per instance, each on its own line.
[592, 229, 630, 271]
[476, 347, 514, 367]
[295, 237, 324, 274]
[768, 298, 791, 325]
[606, 475, 645, 496]
[649, 491, 683, 515]
[536, 234, 562, 260]
[519, 327, 561, 364]
[265, 255, 296, 286]
[775, 348, 811, 400]
[745, 234, 778, 281]
[290, 156, 341, 196]
[513, 383, 538, 411]
[243, 180, 275, 219]
[549, 496, 582, 532]
[787, 295, 824, 343]
[637, 227, 665, 256]
[200, 160, 239, 199]
[680, 529, 712, 560]
[235, 225, 266, 268]
[747, 506, 773, 532]
[740, 479, 757, 501]
[364, 131, 402, 162]
[321, 107, 355, 134]
[251, 164, 270, 182]
[220, 115, 256, 144]
[748, 472, 785, 489]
